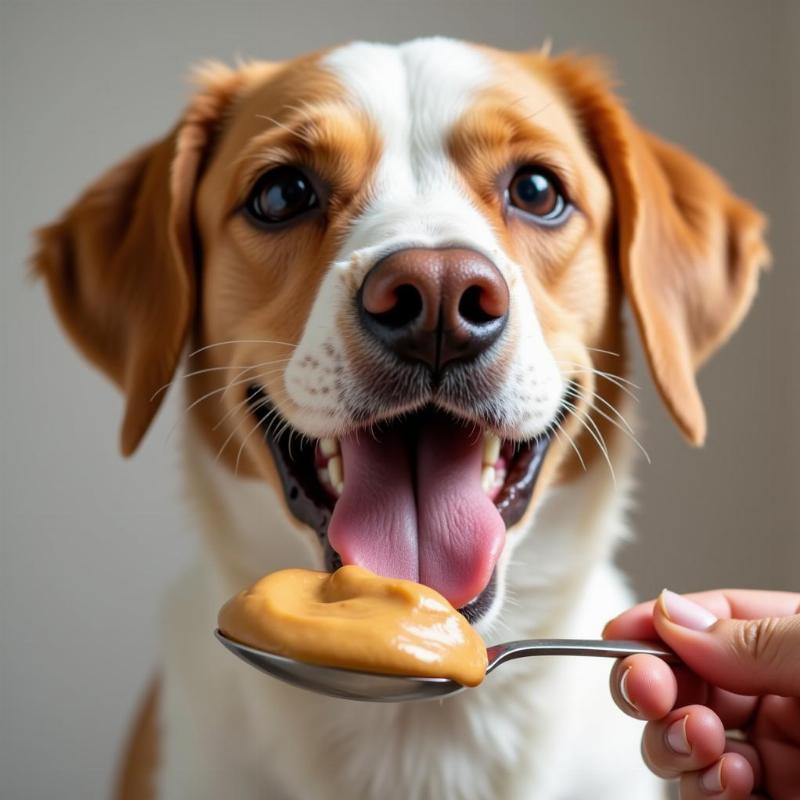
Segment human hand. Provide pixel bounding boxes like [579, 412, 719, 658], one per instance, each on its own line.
[604, 589, 800, 799]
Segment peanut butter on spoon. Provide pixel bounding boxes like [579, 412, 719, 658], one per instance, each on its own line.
[218, 565, 487, 687]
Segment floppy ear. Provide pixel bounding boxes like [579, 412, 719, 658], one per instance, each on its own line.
[549, 56, 770, 445]
[32, 65, 244, 455]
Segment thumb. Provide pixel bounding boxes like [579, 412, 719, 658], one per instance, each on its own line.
[654, 589, 800, 697]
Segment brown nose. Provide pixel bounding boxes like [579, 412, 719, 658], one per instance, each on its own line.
[359, 248, 509, 373]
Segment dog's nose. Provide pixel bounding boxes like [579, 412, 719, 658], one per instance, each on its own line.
[359, 248, 509, 372]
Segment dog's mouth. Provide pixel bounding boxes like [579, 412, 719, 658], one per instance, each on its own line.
[246, 385, 558, 623]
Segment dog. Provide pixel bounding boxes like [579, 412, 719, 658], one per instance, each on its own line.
[34, 38, 768, 800]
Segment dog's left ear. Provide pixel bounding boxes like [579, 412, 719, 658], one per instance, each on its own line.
[32, 63, 249, 455]
[548, 56, 770, 445]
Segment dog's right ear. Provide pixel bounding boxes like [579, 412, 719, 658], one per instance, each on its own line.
[32, 63, 250, 456]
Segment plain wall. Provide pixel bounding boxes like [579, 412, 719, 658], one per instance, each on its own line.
[1, 1, 797, 798]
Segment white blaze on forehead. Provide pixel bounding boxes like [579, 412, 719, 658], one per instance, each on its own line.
[323, 37, 490, 159]
[323, 38, 500, 256]
[323, 37, 494, 125]
[283, 39, 564, 440]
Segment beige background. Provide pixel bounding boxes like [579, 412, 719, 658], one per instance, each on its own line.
[1, 1, 797, 798]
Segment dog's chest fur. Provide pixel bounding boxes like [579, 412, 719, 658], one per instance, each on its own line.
[154, 427, 664, 800]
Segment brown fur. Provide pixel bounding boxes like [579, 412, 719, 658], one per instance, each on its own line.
[113, 678, 159, 800]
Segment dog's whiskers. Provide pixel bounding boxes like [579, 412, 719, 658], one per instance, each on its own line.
[211, 392, 254, 433]
[220, 362, 294, 400]
[551, 423, 586, 471]
[264, 395, 289, 443]
[561, 398, 616, 484]
[556, 360, 639, 389]
[565, 385, 651, 464]
[187, 339, 297, 359]
[220, 381, 309, 472]
[234, 414, 268, 476]
[574, 385, 636, 434]
[152, 358, 294, 401]
[219, 392, 277, 467]
[161, 362, 289, 446]
[557, 362, 640, 403]
[209, 365, 298, 437]
[550, 344, 621, 358]
[175, 370, 266, 420]
[163, 381, 249, 443]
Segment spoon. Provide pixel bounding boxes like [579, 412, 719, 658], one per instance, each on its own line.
[215, 630, 678, 703]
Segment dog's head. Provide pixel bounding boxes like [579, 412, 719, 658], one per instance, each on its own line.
[34, 39, 767, 626]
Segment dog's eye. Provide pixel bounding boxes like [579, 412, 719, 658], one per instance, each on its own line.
[245, 166, 318, 226]
[507, 168, 569, 224]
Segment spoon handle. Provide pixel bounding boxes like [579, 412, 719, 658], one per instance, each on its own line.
[486, 639, 679, 673]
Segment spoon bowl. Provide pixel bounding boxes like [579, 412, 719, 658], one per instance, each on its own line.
[215, 630, 678, 703]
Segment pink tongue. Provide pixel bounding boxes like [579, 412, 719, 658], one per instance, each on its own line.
[327, 417, 505, 609]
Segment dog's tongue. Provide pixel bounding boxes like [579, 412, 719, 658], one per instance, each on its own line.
[328, 416, 505, 609]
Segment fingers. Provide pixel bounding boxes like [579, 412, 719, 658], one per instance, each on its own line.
[603, 598, 659, 640]
[610, 654, 712, 720]
[723, 739, 763, 788]
[604, 589, 800, 641]
[635, 704, 759, 797]
[609, 654, 678, 720]
[678, 753, 754, 799]
[699, 589, 800, 620]
[605, 590, 800, 798]
[641, 705, 726, 779]
[751, 695, 800, 791]
[654, 592, 800, 696]
[705, 687, 760, 731]
[610, 653, 763, 731]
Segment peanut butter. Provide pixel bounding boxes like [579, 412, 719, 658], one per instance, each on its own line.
[218, 565, 487, 686]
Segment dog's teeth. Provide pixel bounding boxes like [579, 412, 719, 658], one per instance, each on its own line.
[328, 455, 344, 495]
[480, 465, 496, 493]
[482, 433, 501, 466]
[317, 467, 330, 488]
[320, 438, 339, 458]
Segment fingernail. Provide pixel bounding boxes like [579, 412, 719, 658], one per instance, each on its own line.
[665, 716, 691, 755]
[619, 666, 637, 711]
[659, 589, 717, 631]
[700, 757, 725, 793]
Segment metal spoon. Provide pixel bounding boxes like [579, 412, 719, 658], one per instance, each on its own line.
[215, 630, 678, 703]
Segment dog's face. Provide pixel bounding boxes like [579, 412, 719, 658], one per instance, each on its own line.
[35, 39, 767, 627]
[191, 42, 617, 617]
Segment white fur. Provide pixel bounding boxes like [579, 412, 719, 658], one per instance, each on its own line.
[157, 38, 665, 800]
[284, 39, 564, 442]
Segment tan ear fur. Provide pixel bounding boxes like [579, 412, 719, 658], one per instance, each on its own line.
[32, 63, 249, 455]
[547, 55, 770, 445]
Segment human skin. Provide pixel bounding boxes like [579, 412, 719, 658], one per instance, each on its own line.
[603, 589, 800, 799]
